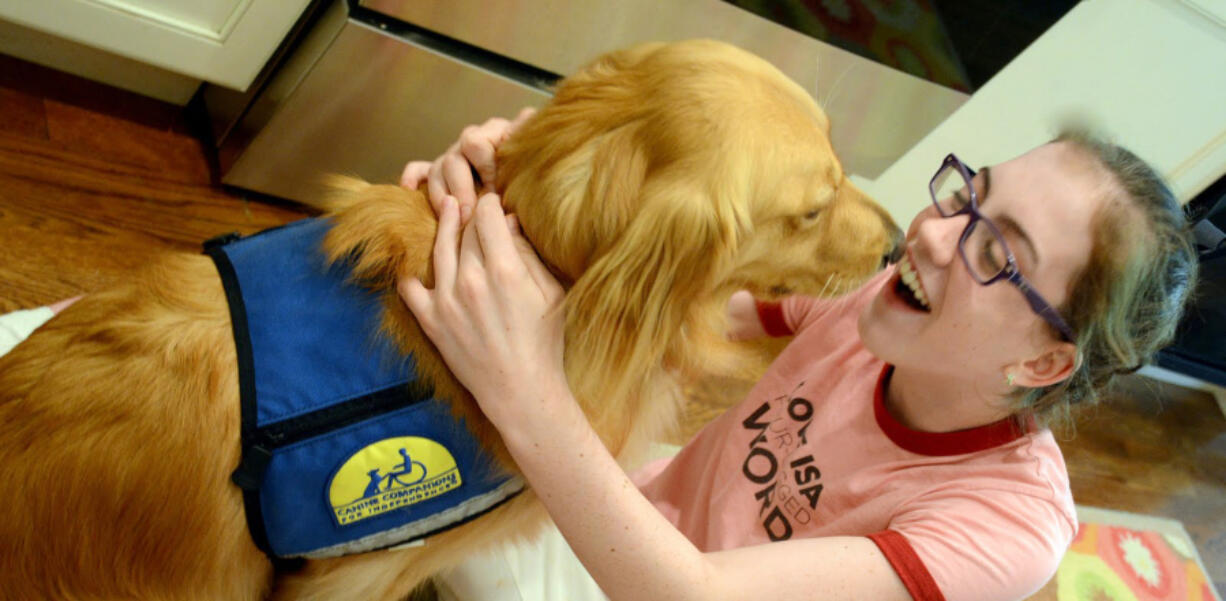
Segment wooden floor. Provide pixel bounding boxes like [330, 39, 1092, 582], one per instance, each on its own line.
[1, 56, 1222, 597]
[0, 54, 312, 311]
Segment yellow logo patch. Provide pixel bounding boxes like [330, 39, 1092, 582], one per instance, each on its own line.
[329, 436, 462, 525]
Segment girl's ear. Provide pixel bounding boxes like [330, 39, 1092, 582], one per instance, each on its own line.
[1012, 342, 1078, 389]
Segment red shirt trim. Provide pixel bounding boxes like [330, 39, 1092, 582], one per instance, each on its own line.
[755, 300, 792, 337]
[867, 530, 947, 601]
[874, 365, 1027, 456]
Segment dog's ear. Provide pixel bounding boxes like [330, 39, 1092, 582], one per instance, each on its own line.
[320, 177, 437, 289]
[563, 172, 743, 411]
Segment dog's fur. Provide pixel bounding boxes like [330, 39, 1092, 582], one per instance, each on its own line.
[0, 40, 899, 600]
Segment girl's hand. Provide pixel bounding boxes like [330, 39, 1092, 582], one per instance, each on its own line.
[398, 192, 567, 425]
[400, 108, 536, 224]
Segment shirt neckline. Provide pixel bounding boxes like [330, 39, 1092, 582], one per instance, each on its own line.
[873, 365, 1028, 456]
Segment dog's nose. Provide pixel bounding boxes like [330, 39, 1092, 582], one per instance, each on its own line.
[882, 224, 905, 268]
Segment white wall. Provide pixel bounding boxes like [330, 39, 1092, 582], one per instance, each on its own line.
[859, 0, 1226, 225]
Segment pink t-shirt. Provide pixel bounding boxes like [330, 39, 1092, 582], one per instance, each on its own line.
[635, 271, 1076, 601]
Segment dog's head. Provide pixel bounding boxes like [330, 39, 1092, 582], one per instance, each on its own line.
[499, 39, 900, 302]
[320, 41, 903, 458]
[494, 40, 901, 446]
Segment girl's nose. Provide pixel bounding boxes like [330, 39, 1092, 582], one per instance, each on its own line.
[913, 211, 969, 267]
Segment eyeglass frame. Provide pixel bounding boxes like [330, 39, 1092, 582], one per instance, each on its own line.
[928, 153, 1076, 342]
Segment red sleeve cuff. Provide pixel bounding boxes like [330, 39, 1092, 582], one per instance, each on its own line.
[867, 530, 946, 601]
[754, 300, 793, 337]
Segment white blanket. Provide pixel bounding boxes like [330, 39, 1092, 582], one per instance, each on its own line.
[0, 306, 53, 358]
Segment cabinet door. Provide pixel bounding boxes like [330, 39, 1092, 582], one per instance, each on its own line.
[0, 0, 310, 91]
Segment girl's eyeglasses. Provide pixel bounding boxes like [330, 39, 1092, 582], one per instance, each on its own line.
[929, 153, 1075, 342]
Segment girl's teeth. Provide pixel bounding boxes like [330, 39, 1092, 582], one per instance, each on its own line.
[897, 255, 930, 309]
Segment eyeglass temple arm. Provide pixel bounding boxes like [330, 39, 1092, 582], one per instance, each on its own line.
[1006, 271, 1075, 341]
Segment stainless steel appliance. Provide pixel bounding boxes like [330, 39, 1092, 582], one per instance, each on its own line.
[206, 0, 968, 205]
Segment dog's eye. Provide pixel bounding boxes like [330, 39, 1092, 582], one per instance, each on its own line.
[803, 209, 821, 220]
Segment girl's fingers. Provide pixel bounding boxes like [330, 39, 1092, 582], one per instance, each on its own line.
[460, 122, 503, 190]
[456, 205, 486, 294]
[508, 107, 536, 137]
[431, 196, 460, 293]
[461, 141, 496, 193]
[398, 277, 432, 325]
[400, 161, 431, 190]
[422, 110, 537, 218]
[427, 154, 449, 212]
[507, 214, 565, 301]
[472, 194, 528, 285]
[441, 151, 478, 212]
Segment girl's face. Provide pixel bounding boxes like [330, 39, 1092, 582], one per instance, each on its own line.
[859, 142, 1106, 383]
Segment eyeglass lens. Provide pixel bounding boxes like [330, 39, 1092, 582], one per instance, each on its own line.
[931, 164, 970, 217]
[931, 163, 1010, 283]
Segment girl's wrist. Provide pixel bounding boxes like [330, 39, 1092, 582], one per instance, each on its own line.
[482, 376, 581, 450]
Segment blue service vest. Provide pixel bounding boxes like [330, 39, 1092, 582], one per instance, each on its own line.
[204, 218, 521, 560]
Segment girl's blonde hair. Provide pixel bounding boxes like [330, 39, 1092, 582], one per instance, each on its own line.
[1017, 129, 1199, 425]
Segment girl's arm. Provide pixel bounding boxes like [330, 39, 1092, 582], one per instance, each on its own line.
[498, 375, 910, 601]
[399, 195, 911, 601]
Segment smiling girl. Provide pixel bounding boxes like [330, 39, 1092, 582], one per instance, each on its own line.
[400, 121, 1196, 601]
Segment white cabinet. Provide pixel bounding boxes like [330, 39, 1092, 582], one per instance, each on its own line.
[864, 0, 1226, 221]
[0, 0, 310, 93]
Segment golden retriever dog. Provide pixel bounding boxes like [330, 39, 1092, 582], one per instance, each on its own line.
[0, 39, 900, 600]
